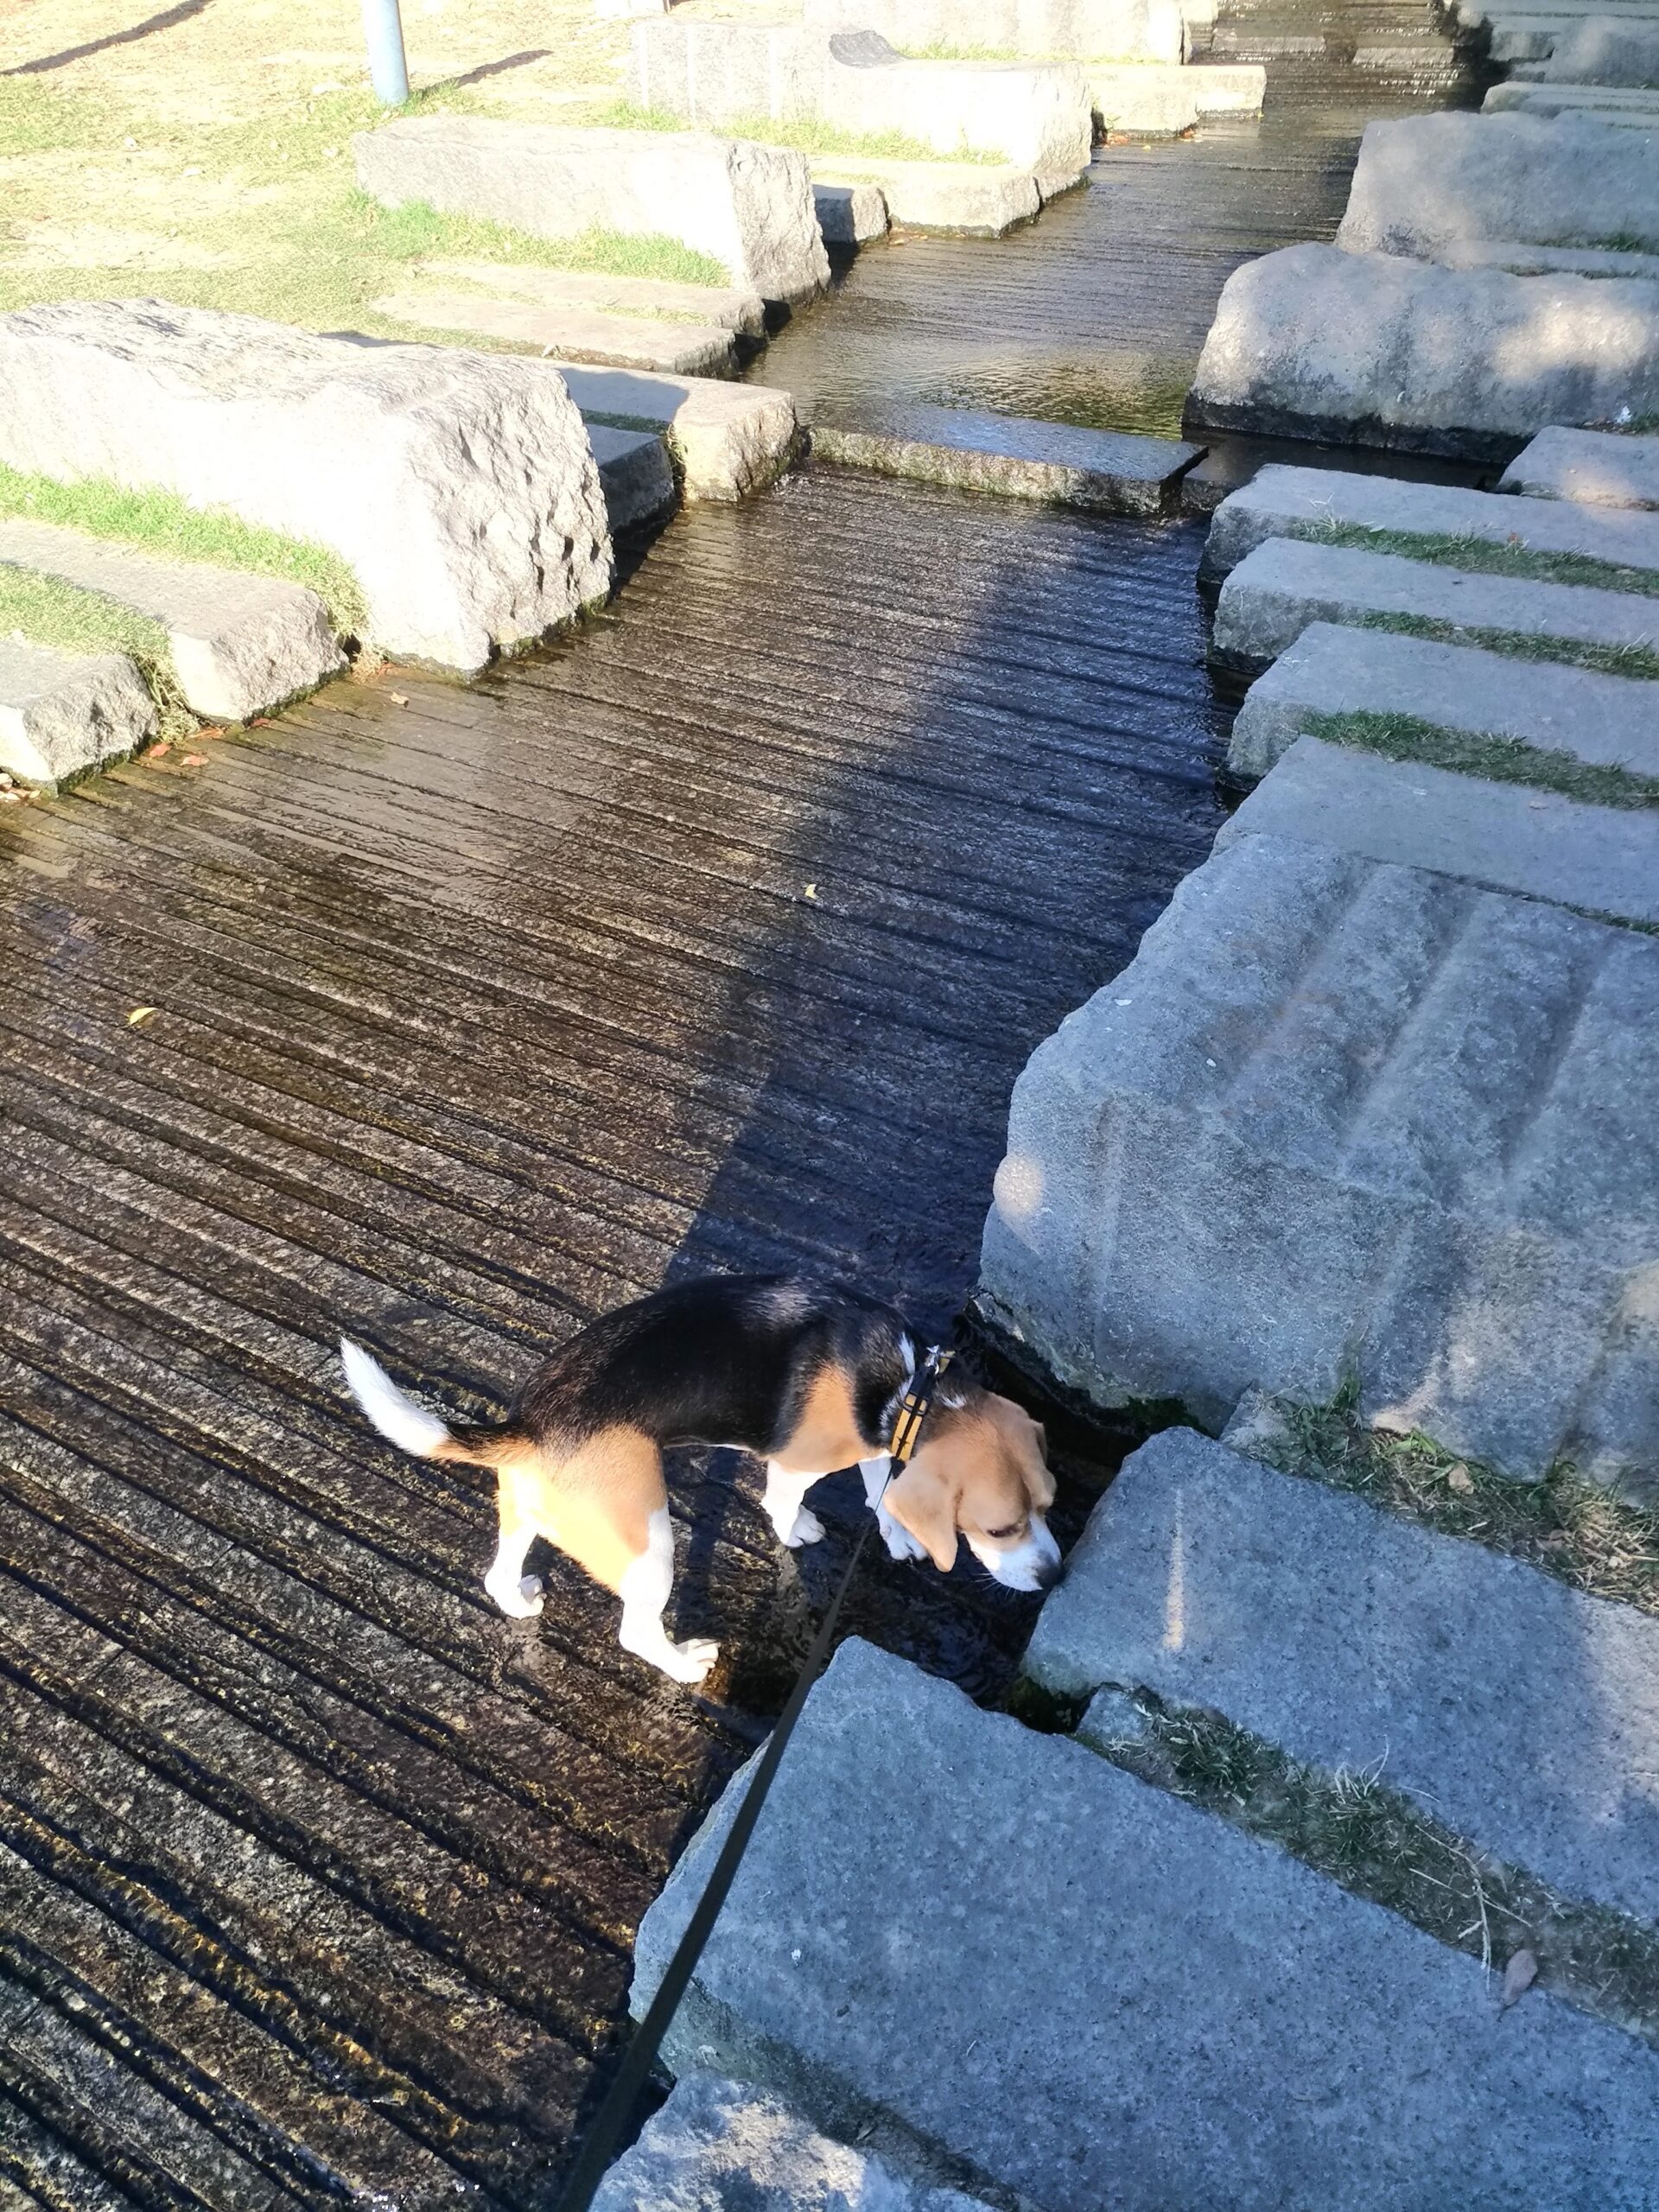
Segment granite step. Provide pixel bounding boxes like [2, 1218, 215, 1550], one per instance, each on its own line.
[1501, 425, 1659, 508]
[414, 258, 767, 339]
[0, 635, 156, 786]
[372, 288, 741, 377]
[1022, 1427, 1659, 1924]
[1486, 78, 1659, 119]
[551, 361, 798, 502]
[806, 154, 1039, 238]
[587, 423, 677, 532]
[0, 517, 344, 723]
[633, 1637, 1659, 2212]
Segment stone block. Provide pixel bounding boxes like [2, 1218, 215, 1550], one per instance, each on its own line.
[372, 288, 741, 377]
[809, 402, 1202, 516]
[411, 260, 768, 339]
[1502, 424, 1659, 507]
[798, 0, 1185, 63]
[590, 2073, 994, 2212]
[1216, 734, 1659, 923]
[550, 363, 798, 500]
[634, 1637, 1659, 2212]
[0, 299, 610, 675]
[0, 516, 343, 723]
[1210, 536, 1659, 677]
[1090, 60, 1263, 130]
[0, 638, 156, 786]
[1200, 460, 1659, 587]
[812, 179, 890, 245]
[1185, 243, 1659, 461]
[1225, 619, 1659, 787]
[1437, 235, 1659, 279]
[977, 830, 1659, 1485]
[1025, 1427, 1659, 1921]
[588, 424, 677, 532]
[807, 154, 1039, 235]
[1544, 17, 1659, 80]
[354, 118, 830, 306]
[1486, 79, 1659, 121]
[1336, 112, 1659, 259]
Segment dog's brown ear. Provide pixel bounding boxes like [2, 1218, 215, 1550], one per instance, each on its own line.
[883, 1460, 959, 1573]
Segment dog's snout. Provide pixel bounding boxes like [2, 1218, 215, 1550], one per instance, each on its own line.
[1033, 1550, 1063, 1592]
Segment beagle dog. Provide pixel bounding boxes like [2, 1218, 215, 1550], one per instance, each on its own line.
[341, 1274, 1060, 1685]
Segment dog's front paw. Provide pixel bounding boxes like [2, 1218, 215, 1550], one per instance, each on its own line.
[784, 1508, 825, 1548]
[878, 1507, 925, 1562]
[664, 1637, 720, 1686]
[486, 1570, 544, 1618]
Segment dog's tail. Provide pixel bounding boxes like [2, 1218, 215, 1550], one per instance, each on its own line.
[340, 1338, 523, 1465]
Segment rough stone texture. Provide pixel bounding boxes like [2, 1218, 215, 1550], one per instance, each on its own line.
[0, 517, 344, 723]
[0, 299, 611, 674]
[550, 363, 798, 500]
[1486, 78, 1659, 120]
[1337, 112, 1659, 259]
[1225, 619, 1659, 784]
[0, 638, 156, 785]
[1200, 460, 1659, 585]
[1545, 16, 1659, 79]
[1437, 234, 1659, 278]
[631, 20, 1094, 187]
[591, 2074, 994, 2212]
[1502, 424, 1659, 507]
[372, 288, 741, 377]
[812, 179, 889, 245]
[809, 404, 1202, 516]
[634, 1637, 1659, 2212]
[1090, 60, 1264, 130]
[799, 0, 1185, 62]
[1211, 534, 1659, 674]
[1027, 1427, 1659, 1922]
[977, 830, 1659, 1486]
[354, 118, 830, 305]
[414, 259, 767, 338]
[1185, 243, 1659, 461]
[588, 423, 677, 531]
[807, 154, 1039, 236]
[1217, 734, 1659, 922]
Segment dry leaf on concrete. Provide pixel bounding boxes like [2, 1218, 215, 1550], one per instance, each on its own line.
[1446, 1463, 1473, 1494]
[1500, 1949, 1538, 2009]
[126, 1006, 156, 1027]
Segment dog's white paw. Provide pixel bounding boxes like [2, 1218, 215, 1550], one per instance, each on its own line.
[486, 1571, 544, 1618]
[784, 1508, 825, 1548]
[878, 1507, 925, 1563]
[664, 1637, 720, 1685]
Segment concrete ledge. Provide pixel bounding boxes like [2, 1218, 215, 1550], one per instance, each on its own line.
[1022, 1427, 1659, 1923]
[372, 289, 741, 377]
[353, 117, 830, 305]
[1217, 734, 1659, 922]
[0, 517, 344, 723]
[1543, 18, 1659, 81]
[634, 1637, 1659, 2212]
[588, 424, 677, 531]
[551, 362, 799, 500]
[0, 638, 156, 786]
[810, 403, 1203, 516]
[808, 154, 1040, 236]
[1501, 424, 1659, 507]
[1486, 79, 1659, 120]
[1090, 60, 1264, 132]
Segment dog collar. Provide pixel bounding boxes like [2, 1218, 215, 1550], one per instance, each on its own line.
[886, 1346, 955, 1469]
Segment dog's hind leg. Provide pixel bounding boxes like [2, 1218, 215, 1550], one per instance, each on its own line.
[618, 1507, 720, 1685]
[763, 1460, 827, 1548]
[483, 1487, 544, 1618]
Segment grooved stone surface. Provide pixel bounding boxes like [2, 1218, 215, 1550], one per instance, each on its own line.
[1025, 1427, 1659, 1923]
[0, 517, 343, 722]
[1217, 735, 1659, 922]
[0, 298, 610, 673]
[800, 0, 1185, 62]
[1202, 461, 1659, 586]
[806, 154, 1039, 237]
[550, 363, 798, 500]
[1338, 111, 1659, 257]
[591, 2074, 995, 2212]
[1503, 425, 1659, 508]
[588, 423, 676, 531]
[1210, 535, 1659, 673]
[372, 288, 741, 377]
[1187, 243, 1659, 461]
[1225, 619, 1659, 783]
[633, 1637, 1659, 2212]
[978, 831, 1659, 1485]
[354, 118, 830, 305]
[809, 403, 1201, 516]
[0, 637, 156, 785]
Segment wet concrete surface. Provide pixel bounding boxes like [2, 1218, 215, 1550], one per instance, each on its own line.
[0, 468, 1224, 2203]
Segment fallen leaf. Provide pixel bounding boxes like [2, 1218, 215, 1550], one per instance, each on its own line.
[1446, 1462, 1473, 1494]
[388, 691, 410, 707]
[194, 726, 225, 741]
[1500, 1949, 1538, 2009]
[126, 1006, 156, 1027]
[0, 788, 27, 806]
[251, 717, 275, 728]
[804, 882, 817, 899]
[144, 741, 172, 760]
[181, 753, 209, 767]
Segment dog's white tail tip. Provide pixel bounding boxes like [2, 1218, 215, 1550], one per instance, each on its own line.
[340, 1336, 453, 1458]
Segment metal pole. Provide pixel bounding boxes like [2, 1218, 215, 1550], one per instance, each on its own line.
[359, 0, 410, 105]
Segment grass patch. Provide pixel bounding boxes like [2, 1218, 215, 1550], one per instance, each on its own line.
[895, 41, 1027, 60]
[591, 99, 1006, 165]
[365, 194, 729, 286]
[1302, 707, 1659, 810]
[1351, 609, 1659, 683]
[1591, 233, 1655, 255]
[0, 463, 368, 639]
[0, 74, 111, 158]
[1314, 520, 1659, 600]
[0, 566, 189, 735]
[1081, 1688, 1659, 2045]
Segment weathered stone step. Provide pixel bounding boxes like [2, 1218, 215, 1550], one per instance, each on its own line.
[416, 257, 767, 337]
[977, 831, 1659, 1484]
[633, 1638, 1659, 2212]
[587, 423, 676, 531]
[1541, 15, 1659, 79]
[372, 286, 741, 376]
[810, 403, 1203, 518]
[0, 516, 344, 722]
[551, 362, 798, 501]
[0, 637, 156, 786]
[1502, 424, 1659, 508]
[1090, 60, 1265, 133]
[593, 2072, 995, 2212]
[1185, 243, 1659, 462]
[1217, 734, 1659, 922]
[1024, 1427, 1659, 1922]
[1211, 535, 1659, 676]
[811, 176, 889, 245]
[800, 0, 1185, 64]
[1226, 619, 1659, 790]
[353, 117, 830, 305]
[1487, 77, 1659, 118]
[806, 153, 1040, 237]
[0, 299, 611, 674]
[1202, 460, 1659, 588]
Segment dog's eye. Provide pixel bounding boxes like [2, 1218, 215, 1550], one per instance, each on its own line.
[985, 1522, 1023, 1541]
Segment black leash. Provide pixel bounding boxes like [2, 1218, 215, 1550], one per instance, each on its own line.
[555, 1346, 955, 2212]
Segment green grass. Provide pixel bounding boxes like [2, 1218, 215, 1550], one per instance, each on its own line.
[0, 74, 111, 158]
[0, 463, 369, 639]
[1302, 706, 1659, 810]
[896, 41, 1027, 60]
[0, 566, 189, 735]
[1313, 520, 1659, 601]
[591, 98, 1006, 165]
[365, 194, 729, 286]
[1351, 608, 1659, 683]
